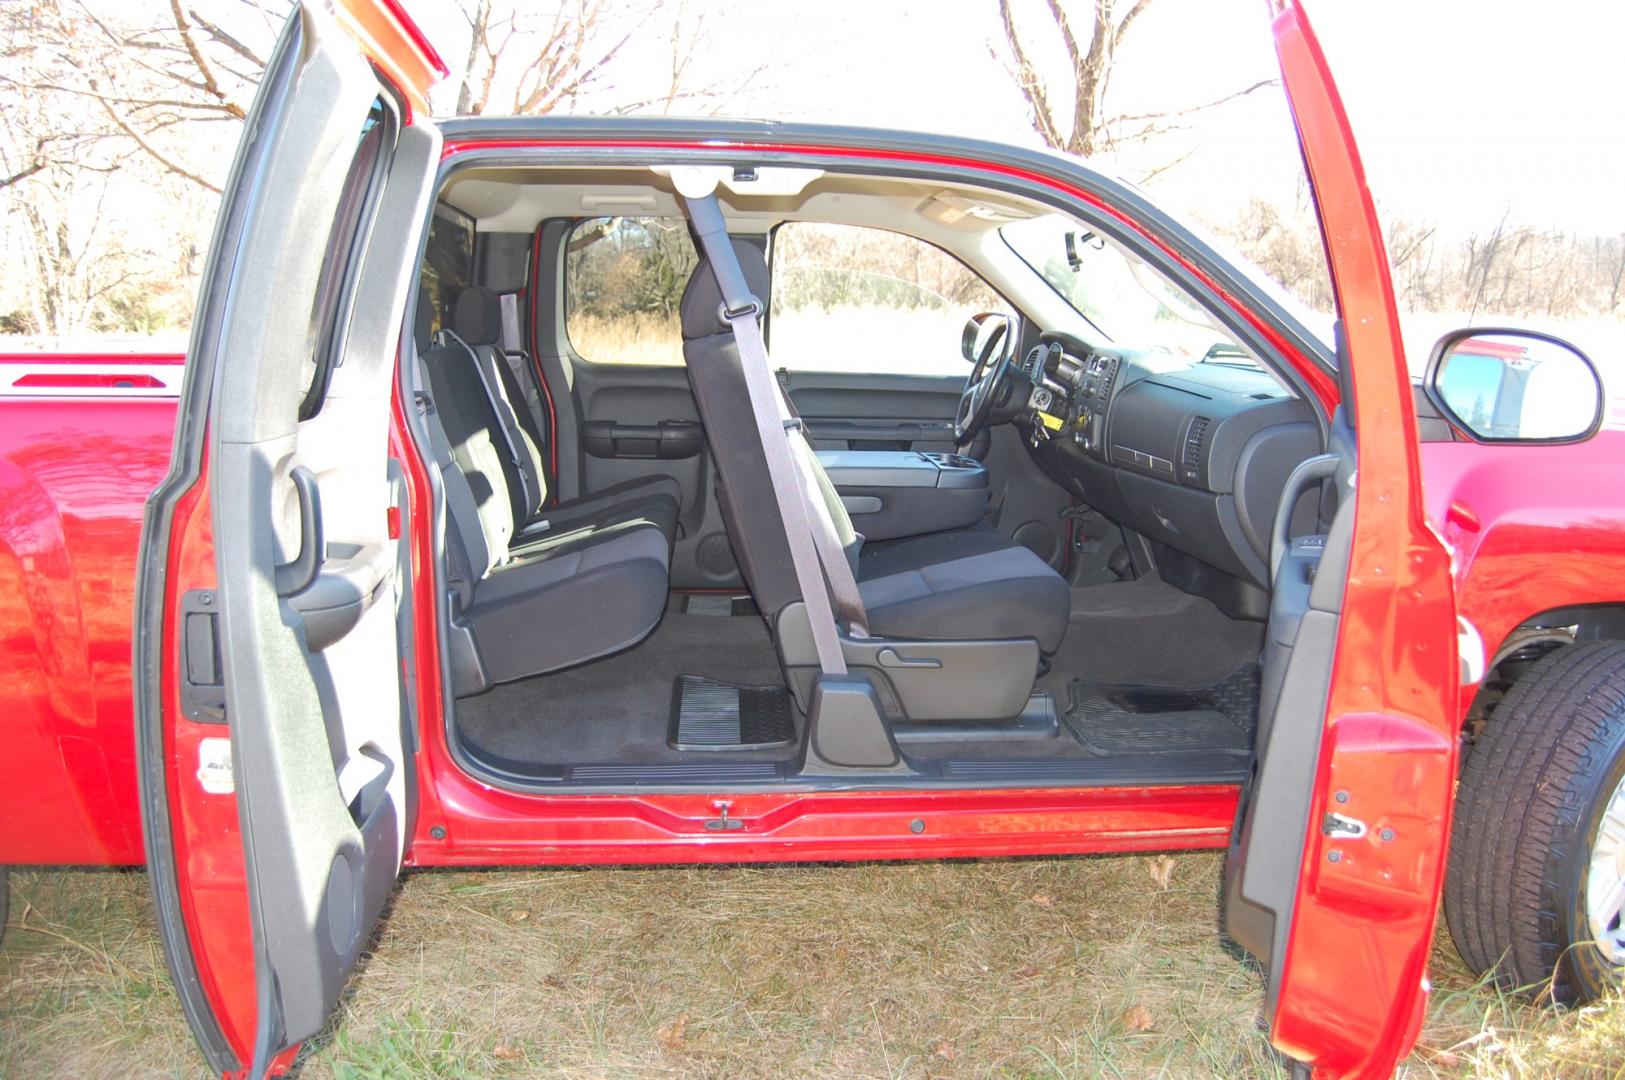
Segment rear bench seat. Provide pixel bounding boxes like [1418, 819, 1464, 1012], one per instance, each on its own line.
[416, 290, 680, 692]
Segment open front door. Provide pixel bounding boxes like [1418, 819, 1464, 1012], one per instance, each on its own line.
[134, 3, 442, 1075]
[1222, 2, 1460, 1077]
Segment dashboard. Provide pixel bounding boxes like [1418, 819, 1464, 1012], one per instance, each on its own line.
[1012, 333, 1321, 608]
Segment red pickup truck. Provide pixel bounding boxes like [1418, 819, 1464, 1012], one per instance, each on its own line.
[2, 2, 1622, 1077]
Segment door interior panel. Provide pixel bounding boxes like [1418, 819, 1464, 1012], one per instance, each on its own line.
[571, 361, 741, 590]
[784, 371, 1072, 567]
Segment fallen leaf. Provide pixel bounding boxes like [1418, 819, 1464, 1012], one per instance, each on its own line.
[657, 1014, 689, 1052]
[1148, 855, 1176, 890]
[1013, 965, 1042, 980]
[542, 974, 565, 990]
[1029, 893, 1053, 908]
[1121, 1003, 1155, 1032]
[510, 910, 530, 922]
[493, 1044, 522, 1061]
[934, 1040, 958, 1061]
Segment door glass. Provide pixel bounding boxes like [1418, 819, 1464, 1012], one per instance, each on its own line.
[770, 222, 1008, 376]
[298, 99, 392, 420]
[564, 216, 698, 365]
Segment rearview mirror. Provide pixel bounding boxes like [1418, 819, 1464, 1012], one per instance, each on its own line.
[1425, 328, 1603, 443]
[961, 312, 1012, 367]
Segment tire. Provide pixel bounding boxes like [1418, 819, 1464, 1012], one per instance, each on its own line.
[1445, 641, 1625, 1004]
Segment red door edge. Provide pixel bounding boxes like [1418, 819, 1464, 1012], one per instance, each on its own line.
[1266, 3, 1459, 1076]
[334, 0, 447, 122]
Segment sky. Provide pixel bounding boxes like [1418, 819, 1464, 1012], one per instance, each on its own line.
[400, 0, 1625, 239]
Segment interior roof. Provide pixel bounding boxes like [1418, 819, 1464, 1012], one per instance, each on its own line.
[441, 166, 1046, 238]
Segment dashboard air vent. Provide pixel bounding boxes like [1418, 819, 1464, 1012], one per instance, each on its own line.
[1183, 416, 1211, 471]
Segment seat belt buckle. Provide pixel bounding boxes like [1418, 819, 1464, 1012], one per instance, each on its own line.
[718, 298, 763, 324]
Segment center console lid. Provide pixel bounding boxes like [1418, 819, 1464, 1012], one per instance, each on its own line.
[817, 450, 991, 540]
[817, 450, 989, 490]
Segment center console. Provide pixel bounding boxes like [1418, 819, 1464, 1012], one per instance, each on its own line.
[817, 450, 991, 540]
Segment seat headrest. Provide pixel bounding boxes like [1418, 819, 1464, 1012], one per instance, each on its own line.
[680, 239, 771, 340]
[453, 287, 502, 347]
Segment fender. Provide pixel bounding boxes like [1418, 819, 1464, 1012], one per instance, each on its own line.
[1420, 431, 1625, 720]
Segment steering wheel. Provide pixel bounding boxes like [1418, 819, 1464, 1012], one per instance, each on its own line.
[954, 320, 1013, 445]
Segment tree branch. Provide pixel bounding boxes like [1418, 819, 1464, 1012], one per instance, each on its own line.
[994, 0, 1063, 151]
[94, 96, 221, 193]
[184, 8, 266, 70]
[1113, 0, 1155, 48]
[167, 0, 245, 119]
[1108, 77, 1276, 125]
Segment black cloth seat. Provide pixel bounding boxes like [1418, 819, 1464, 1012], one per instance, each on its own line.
[417, 291, 679, 688]
[446, 287, 681, 537]
[856, 530, 1071, 653]
[678, 239, 1071, 656]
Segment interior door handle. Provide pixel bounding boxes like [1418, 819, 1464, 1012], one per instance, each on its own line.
[1269, 453, 1338, 581]
[275, 465, 323, 598]
[877, 647, 942, 670]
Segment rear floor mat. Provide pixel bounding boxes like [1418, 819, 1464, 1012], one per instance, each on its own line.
[669, 675, 797, 751]
[1063, 665, 1258, 757]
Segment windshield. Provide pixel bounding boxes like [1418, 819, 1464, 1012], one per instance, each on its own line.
[1002, 214, 1264, 369]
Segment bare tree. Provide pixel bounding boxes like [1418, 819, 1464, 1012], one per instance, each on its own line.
[451, 0, 643, 117]
[451, 0, 771, 118]
[990, 0, 1273, 164]
[0, 1, 286, 194]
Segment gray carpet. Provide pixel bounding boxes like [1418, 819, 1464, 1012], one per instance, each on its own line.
[888, 577, 1265, 763]
[1039, 577, 1265, 696]
[456, 576, 1266, 772]
[455, 611, 797, 769]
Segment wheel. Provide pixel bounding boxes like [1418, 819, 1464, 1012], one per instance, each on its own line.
[1446, 641, 1625, 1004]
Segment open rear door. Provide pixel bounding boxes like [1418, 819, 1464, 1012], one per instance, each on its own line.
[134, 3, 442, 1075]
[1222, 2, 1461, 1077]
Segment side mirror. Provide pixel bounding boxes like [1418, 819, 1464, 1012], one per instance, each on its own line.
[961, 311, 1012, 367]
[1425, 328, 1603, 444]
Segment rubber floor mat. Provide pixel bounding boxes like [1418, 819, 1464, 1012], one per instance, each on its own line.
[669, 675, 797, 751]
[1063, 665, 1258, 757]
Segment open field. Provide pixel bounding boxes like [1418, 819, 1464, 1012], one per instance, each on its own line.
[4, 855, 1623, 1079]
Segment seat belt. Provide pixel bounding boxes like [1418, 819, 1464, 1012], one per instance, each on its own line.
[439, 328, 544, 517]
[680, 189, 868, 677]
[497, 292, 552, 466]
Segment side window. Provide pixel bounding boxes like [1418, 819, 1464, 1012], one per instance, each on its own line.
[417, 203, 475, 340]
[565, 216, 698, 366]
[298, 98, 394, 419]
[769, 222, 1009, 376]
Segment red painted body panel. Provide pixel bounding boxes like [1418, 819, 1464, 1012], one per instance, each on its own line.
[1266, 4, 1460, 1075]
[0, 391, 178, 865]
[1420, 431, 1625, 716]
[154, 454, 261, 1062]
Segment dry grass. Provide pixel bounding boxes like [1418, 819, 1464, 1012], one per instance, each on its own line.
[3, 856, 1623, 1079]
